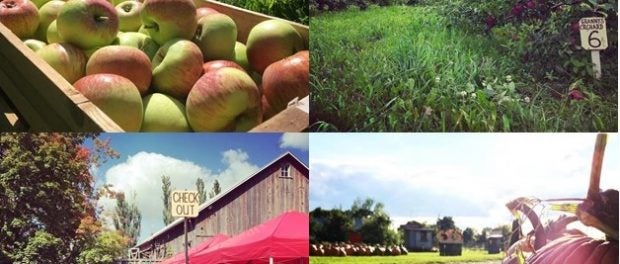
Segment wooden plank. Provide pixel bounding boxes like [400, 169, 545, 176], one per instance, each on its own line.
[199, 0, 309, 48]
[0, 23, 123, 132]
[250, 106, 309, 132]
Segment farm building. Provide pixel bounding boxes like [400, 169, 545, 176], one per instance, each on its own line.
[129, 152, 309, 261]
[399, 221, 434, 251]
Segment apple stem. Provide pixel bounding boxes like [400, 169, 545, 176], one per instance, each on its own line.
[95, 16, 110, 22]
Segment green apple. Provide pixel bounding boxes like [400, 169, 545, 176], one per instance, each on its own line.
[246, 19, 303, 73]
[233, 41, 249, 72]
[46, 19, 61, 43]
[32, 0, 51, 8]
[152, 38, 203, 99]
[23, 39, 47, 51]
[140, 0, 196, 45]
[142, 93, 190, 132]
[186, 67, 261, 132]
[57, 0, 119, 50]
[116, 31, 159, 60]
[36, 43, 87, 83]
[87, 45, 152, 95]
[0, 0, 39, 38]
[116, 0, 142, 32]
[34, 0, 64, 41]
[73, 73, 143, 131]
[193, 13, 236, 61]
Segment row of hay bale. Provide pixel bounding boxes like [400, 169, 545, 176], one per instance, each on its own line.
[311, 242, 408, 256]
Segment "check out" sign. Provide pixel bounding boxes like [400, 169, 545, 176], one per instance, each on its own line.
[171, 190, 199, 218]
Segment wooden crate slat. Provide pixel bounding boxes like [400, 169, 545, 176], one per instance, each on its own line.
[250, 107, 309, 132]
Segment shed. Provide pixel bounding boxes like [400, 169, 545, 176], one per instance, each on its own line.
[399, 221, 434, 251]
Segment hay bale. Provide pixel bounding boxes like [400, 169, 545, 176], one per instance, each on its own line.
[400, 245, 408, 255]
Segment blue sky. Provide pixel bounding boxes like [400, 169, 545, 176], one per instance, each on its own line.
[309, 133, 619, 235]
[87, 133, 308, 243]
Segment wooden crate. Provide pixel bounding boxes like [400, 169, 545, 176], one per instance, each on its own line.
[0, 0, 308, 132]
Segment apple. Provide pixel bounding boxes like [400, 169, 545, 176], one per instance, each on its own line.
[193, 13, 236, 61]
[261, 95, 277, 120]
[140, 0, 196, 45]
[0, 0, 39, 38]
[36, 43, 86, 83]
[46, 19, 61, 43]
[116, 31, 159, 60]
[74, 73, 143, 131]
[195, 6, 217, 21]
[262, 50, 308, 113]
[34, 0, 64, 41]
[152, 38, 203, 99]
[142, 92, 190, 131]
[186, 67, 261, 132]
[202, 60, 244, 74]
[57, 0, 119, 50]
[23, 38, 46, 51]
[116, 0, 141, 32]
[32, 0, 50, 8]
[233, 41, 250, 71]
[86, 45, 152, 95]
[246, 19, 303, 73]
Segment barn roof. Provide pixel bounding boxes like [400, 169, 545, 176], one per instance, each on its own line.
[134, 151, 308, 248]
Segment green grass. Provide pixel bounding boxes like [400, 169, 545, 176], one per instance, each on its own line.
[310, 6, 618, 132]
[311, 249, 503, 264]
[215, 0, 308, 24]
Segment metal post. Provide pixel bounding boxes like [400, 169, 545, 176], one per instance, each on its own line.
[184, 218, 189, 264]
[591, 50, 602, 79]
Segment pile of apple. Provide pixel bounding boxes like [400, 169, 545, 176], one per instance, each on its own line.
[0, 0, 309, 131]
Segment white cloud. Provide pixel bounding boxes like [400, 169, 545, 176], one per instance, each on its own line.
[279, 133, 309, 150]
[98, 150, 259, 243]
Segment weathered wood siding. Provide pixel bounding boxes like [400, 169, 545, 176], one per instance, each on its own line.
[138, 154, 308, 258]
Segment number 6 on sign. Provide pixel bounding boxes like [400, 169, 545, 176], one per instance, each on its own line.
[579, 17, 608, 79]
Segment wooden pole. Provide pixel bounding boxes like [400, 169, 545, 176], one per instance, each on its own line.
[591, 50, 602, 79]
[588, 134, 606, 201]
[184, 218, 189, 264]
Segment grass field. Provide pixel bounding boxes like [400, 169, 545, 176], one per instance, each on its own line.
[310, 6, 618, 132]
[311, 249, 503, 264]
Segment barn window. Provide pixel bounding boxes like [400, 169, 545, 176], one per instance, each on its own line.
[280, 164, 291, 178]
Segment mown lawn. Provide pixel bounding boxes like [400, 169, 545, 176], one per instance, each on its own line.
[311, 249, 503, 264]
[310, 5, 618, 132]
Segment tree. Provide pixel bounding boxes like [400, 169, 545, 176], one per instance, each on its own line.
[436, 216, 456, 231]
[161, 175, 174, 225]
[0, 133, 117, 262]
[208, 179, 221, 199]
[196, 178, 207, 204]
[12, 231, 65, 264]
[476, 227, 493, 248]
[310, 207, 352, 243]
[77, 231, 129, 264]
[462, 227, 475, 247]
[113, 192, 141, 248]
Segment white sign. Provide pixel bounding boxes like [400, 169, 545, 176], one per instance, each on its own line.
[579, 17, 608, 50]
[171, 190, 199, 217]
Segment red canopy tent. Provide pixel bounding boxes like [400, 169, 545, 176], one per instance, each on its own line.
[163, 211, 309, 264]
[162, 234, 230, 264]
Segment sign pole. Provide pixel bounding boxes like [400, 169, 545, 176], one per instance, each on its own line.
[591, 50, 601, 79]
[184, 217, 189, 264]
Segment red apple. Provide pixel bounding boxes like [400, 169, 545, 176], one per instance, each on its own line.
[57, 0, 119, 50]
[140, 0, 196, 45]
[36, 42, 86, 83]
[0, 0, 39, 38]
[74, 73, 143, 131]
[186, 67, 261, 131]
[86, 45, 152, 95]
[262, 50, 309, 114]
[246, 19, 304, 74]
[261, 95, 278, 120]
[152, 38, 203, 99]
[202, 60, 244, 74]
[195, 6, 217, 21]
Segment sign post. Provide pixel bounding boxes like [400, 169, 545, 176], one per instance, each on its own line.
[171, 190, 199, 264]
[579, 17, 608, 79]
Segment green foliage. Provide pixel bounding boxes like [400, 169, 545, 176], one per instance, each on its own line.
[196, 178, 207, 204]
[77, 231, 129, 264]
[113, 193, 141, 247]
[216, 0, 308, 24]
[310, 5, 617, 131]
[436, 216, 456, 231]
[162, 175, 174, 225]
[462, 227, 475, 246]
[12, 231, 65, 264]
[0, 133, 117, 262]
[209, 179, 221, 199]
[310, 207, 353, 243]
